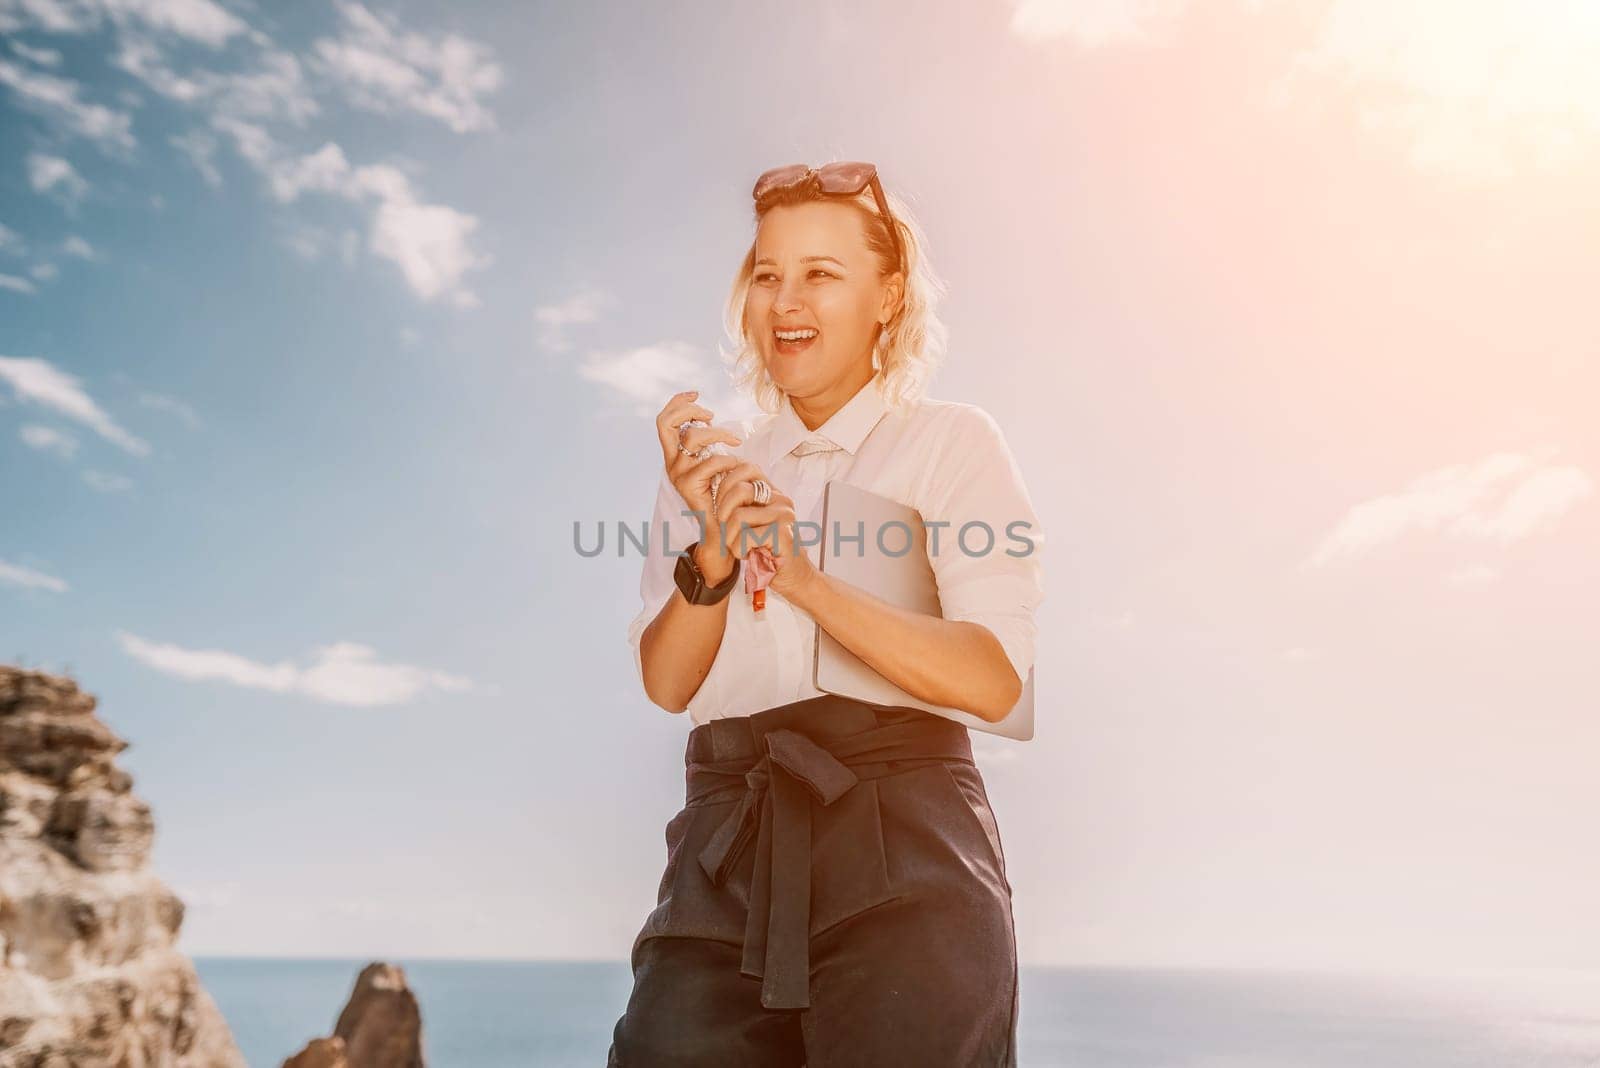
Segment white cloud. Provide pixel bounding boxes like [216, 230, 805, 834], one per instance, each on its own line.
[578, 341, 709, 408]
[29, 261, 58, 281]
[0, 355, 151, 455]
[0, 0, 99, 36]
[98, 0, 250, 47]
[1274, 0, 1600, 180]
[26, 152, 89, 203]
[19, 422, 79, 457]
[280, 221, 331, 261]
[0, 57, 135, 150]
[311, 0, 504, 133]
[1009, 0, 1190, 47]
[578, 341, 754, 423]
[82, 469, 133, 491]
[536, 289, 610, 352]
[222, 133, 488, 305]
[8, 39, 63, 67]
[116, 632, 484, 708]
[169, 127, 222, 186]
[115, 32, 317, 124]
[0, 273, 38, 294]
[1009, 1, 1600, 180]
[62, 234, 98, 259]
[136, 389, 200, 428]
[368, 189, 485, 307]
[1307, 450, 1593, 566]
[1, 0, 251, 44]
[0, 221, 23, 253]
[0, 558, 69, 593]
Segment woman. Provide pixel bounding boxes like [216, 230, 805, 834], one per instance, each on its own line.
[608, 162, 1045, 1067]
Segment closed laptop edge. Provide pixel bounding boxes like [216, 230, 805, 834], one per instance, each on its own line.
[813, 479, 1035, 741]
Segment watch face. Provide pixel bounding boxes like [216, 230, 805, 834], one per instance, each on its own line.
[675, 549, 713, 604]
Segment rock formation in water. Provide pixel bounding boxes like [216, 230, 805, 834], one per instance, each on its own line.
[0, 665, 245, 1067]
[281, 961, 426, 1067]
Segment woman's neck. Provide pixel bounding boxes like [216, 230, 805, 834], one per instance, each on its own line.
[790, 361, 877, 431]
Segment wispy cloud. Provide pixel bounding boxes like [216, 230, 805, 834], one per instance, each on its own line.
[115, 34, 318, 124]
[1009, 0, 1190, 47]
[0, 355, 151, 456]
[0, 57, 134, 150]
[62, 234, 99, 260]
[0, 273, 38, 294]
[0, 558, 69, 593]
[1307, 450, 1593, 567]
[82, 469, 133, 492]
[116, 632, 487, 707]
[1274, 0, 1600, 180]
[26, 152, 89, 205]
[19, 422, 79, 457]
[536, 289, 610, 352]
[1009, 0, 1600, 180]
[1, 0, 253, 45]
[136, 389, 201, 429]
[217, 132, 488, 305]
[168, 127, 223, 186]
[578, 341, 754, 423]
[311, 0, 504, 133]
[6, 1, 494, 306]
[8, 40, 63, 67]
[0, 221, 23, 253]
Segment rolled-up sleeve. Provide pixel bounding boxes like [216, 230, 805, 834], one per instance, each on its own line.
[920, 405, 1046, 686]
[626, 466, 700, 695]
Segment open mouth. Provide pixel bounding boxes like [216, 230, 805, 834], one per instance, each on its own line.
[774, 328, 819, 355]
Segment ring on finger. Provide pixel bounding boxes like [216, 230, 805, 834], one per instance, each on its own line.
[677, 423, 711, 460]
[752, 478, 771, 506]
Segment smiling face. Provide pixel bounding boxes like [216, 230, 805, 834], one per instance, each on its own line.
[744, 200, 903, 412]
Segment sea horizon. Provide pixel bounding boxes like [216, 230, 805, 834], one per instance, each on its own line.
[194, 957, 1600, 1067]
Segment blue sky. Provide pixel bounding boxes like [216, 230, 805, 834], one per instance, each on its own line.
[3, 0, 1598, 970]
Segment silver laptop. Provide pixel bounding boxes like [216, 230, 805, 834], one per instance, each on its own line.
[813, 479, 1035, 740]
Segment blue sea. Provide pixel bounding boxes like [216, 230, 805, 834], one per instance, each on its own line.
[194, 959, 1600, 1067]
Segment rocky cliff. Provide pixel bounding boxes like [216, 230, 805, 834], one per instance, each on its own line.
[282, 962, 426, 1067]
[0, 665, 245, 1067]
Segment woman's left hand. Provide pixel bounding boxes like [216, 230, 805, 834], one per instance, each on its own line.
[712, 464, 818, 599]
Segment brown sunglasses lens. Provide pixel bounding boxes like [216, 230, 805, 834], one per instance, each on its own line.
[813, 161, 876, 194]
[752, 164, 810, 200]
[752, 161, 878, 201]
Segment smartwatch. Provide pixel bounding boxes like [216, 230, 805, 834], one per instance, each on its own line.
[674, 541, 741, 606]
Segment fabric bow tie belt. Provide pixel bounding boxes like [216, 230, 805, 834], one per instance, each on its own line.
[693, 717, 974, 1010]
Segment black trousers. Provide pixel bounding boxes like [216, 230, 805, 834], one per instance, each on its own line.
[608, 695, 1019, 1067]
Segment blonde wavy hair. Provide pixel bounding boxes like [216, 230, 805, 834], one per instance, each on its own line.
[721, 165, 948, 414]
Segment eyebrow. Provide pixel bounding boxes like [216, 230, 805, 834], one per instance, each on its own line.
[753, 255, 846, 267]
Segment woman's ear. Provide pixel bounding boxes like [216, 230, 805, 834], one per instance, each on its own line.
[879, 272, 905, 325]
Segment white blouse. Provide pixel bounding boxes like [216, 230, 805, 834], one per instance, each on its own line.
[626, 370, 1046, 726]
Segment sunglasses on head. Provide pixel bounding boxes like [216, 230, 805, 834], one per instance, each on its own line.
[751, 161, 905, 275]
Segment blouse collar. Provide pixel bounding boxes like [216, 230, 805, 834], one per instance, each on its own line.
[770, 371, 890, 458]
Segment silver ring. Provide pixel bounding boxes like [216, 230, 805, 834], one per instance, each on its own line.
[752, 478, 771, 506]
[677, 423, 711, 460]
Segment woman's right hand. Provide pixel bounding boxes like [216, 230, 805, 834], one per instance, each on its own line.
[655, 390, 744, 580]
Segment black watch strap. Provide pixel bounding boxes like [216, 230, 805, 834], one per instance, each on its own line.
[675, 541, 741, 606]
